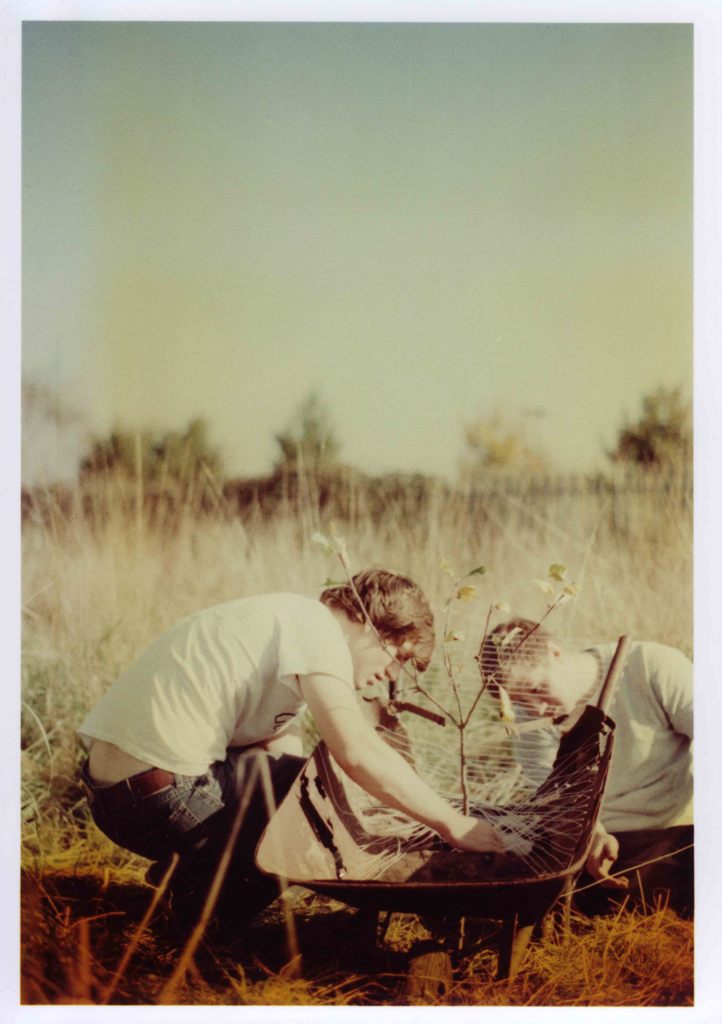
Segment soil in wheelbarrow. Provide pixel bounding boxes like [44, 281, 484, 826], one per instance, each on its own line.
[374, 847, 529, 884]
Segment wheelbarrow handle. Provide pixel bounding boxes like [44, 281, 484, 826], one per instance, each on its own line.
[596, 634, 631, 714]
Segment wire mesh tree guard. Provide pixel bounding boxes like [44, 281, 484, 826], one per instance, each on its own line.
[257, 636, 630, 986]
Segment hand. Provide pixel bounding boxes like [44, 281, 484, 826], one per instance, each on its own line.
[558, 704, 587, 733]
[586, 827, 629, 890]
[443, 813, 507, 854]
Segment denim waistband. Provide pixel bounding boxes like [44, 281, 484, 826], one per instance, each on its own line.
[80, 759, 176, 812]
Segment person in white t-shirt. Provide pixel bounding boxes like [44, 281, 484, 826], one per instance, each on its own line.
[79, 569, 509, 930]
[480, 618, 693, 916]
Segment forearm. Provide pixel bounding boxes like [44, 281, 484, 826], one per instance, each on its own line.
[299, 673, 505, 853]
[336, 731, 463, 842]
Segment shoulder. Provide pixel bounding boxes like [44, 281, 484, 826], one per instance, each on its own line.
[270, 594, 353, 684]
[620, 641, 692, 730]
[209, 592, 334, 625]
[590, 640, 690, 682]
[589, 640, 691, 710]
[209, 592, 345, 646]
[633, 641, 692, 683]
[267, 592, 350, 656]
[268, 592, 340, 628]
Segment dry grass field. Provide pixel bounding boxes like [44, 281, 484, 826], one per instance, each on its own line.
[20, 469, 693, 1006]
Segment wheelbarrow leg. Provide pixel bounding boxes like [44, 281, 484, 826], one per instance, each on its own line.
[404, 942, 454, 1004]
[558, 875, 574, 941]
[541, 876, 574, 943]
[402, 916, 460, 1004]
[354, 907, 383, 952]
[497, 912, 535, 981]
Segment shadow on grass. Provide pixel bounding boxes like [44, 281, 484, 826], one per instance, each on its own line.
[21, 869, 413, 1005]
[21, 868, 694, 1007]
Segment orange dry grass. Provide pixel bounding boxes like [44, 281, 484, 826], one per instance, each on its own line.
[22, 856, 693, 1006]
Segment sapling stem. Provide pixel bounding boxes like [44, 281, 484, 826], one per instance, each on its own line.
[316, 536, 577, 823]
[509, 592, 566, 658]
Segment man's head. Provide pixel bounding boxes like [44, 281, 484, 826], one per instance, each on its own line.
[480, 617, 578, 717]
[320, 568, 434, 674]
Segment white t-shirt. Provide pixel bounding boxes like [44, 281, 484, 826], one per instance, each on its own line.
[514, 641, 693, 833]
[79, 593, 354, 775]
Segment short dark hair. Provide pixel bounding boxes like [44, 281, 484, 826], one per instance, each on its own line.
[320, 568, 434, 672]
[479, 617, 551, 696]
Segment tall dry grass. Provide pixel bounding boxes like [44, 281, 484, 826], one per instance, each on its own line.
[20, 468, 693, 1004]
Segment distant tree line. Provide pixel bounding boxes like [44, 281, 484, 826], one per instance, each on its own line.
[79, 418, 223, 489]
[77, 384, 694, 485]
[21, 385, 692, 527]
[607, 386, 691, 469]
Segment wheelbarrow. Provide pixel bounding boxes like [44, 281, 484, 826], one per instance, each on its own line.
[256, 636, 631, 997]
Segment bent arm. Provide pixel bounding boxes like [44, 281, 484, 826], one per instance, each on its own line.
[299, 673, 504, 853]
[585, 823, 628, 890]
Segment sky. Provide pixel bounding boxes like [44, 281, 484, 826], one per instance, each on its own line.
[21, 18, 693, 483]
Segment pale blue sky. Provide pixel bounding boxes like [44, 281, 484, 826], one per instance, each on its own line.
[22, 20, 692, 480]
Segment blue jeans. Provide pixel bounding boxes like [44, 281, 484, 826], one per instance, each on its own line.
[82, 750, 305, 915]
[81, 759, 232, 862]
[81, 749, 303, 868]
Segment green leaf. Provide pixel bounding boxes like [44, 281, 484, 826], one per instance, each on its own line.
[468, 565, 488, 577]
[548, 563, 567, 582]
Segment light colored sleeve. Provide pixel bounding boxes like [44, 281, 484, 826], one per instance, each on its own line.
[275, 597, 355, 694]
[648, 643, 693, 739]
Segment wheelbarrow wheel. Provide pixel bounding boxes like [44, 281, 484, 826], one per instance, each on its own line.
[403, 948, 453, 1004]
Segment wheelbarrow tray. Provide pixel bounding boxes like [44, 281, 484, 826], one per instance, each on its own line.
[291, 868, 581, 920]
[256, 703, 615, 921]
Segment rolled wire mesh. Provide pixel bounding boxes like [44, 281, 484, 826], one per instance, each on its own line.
[259, 633, 616, 885]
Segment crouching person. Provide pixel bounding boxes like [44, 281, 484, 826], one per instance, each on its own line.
[481, 619, 693, 918]
[79, 569, 507, 933]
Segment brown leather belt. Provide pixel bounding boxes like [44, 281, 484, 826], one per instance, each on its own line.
[84, 766, 176, 813]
